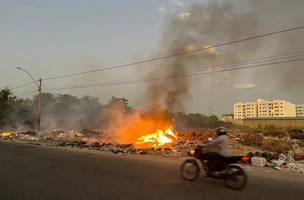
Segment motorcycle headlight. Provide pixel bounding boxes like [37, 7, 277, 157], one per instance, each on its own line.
[189, 149, 195, 156]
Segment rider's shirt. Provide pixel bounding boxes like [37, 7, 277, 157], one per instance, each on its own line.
[208, 135, 231, 157]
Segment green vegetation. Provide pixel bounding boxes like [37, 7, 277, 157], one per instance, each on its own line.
[0, 88, 102, 130]
[0, 88, 226, 131]
[172, 112, 223, 131]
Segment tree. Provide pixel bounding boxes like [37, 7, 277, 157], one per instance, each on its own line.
[105, 96, 131, 113]
[0, 88, 16, 128]
[173, 112, 222, 131]
[11, 98, 35, 128]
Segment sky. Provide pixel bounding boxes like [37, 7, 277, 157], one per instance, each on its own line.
[1, 0, 304, 115]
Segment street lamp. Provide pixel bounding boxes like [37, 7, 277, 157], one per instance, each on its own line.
[17, 67, 42, 131]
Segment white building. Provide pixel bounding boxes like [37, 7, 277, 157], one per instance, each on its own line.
[272, 100, 296, 117]
[296, 104, 304, 117]
[234, 99, 296, 119]
[257, 99, 274, 118]
[234, 102, 257, 119]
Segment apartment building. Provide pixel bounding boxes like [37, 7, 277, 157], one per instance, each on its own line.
[272, 100, 296, 117]
[233, 103, 244, 119]
[296, 104, 304, 117]
[257, 99, 274, 117]
[234, 102, 257, 119]
[234, 99, 297, 119]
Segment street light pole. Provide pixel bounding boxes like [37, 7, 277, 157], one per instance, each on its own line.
[17, 67, 42, 131]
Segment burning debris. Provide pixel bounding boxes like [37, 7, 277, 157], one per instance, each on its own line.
[0, 132, 15, 138]
[135, 128, 177, 148]
[1, 126, 304, 174]
[56, 130, 85, 138]
[0, 131, 39, 141]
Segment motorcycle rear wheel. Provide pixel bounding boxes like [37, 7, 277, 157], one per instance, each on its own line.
[180, 159, 200, 181]
[224, 165, 247, 190]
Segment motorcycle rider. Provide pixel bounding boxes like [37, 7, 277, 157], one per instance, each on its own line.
[202, 127, 231, 175]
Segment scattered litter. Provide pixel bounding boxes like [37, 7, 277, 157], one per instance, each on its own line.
[1, 128, 303, 175]
[18, 135, 39, 141]
[251, 157, 266, 167]
[286, 162, 304, 173]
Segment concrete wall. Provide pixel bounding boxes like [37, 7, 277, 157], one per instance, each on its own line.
[242, 118, 304, 128]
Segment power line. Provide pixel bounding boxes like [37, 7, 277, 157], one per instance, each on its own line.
[43, 55, 304, 92]
[10, 81, 35, 90]
[41, 25, 304, 81]
[10, 24, 304, 90]
[21, 50, 303, 92]
[13, 50, 304, 95]
[45, 51, 304, 89]
[17, 90, 37, 97]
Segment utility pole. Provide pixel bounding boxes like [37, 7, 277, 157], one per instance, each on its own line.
[37, 79, 42, 131]
[17, 67, 42, 132]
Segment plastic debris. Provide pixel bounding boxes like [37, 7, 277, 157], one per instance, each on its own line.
[251, 156, 267, 167]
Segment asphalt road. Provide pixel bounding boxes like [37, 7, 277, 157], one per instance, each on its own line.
[0, 141, 303, 200]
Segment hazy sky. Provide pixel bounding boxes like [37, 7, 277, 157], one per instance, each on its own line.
[1, 0, 304, 115]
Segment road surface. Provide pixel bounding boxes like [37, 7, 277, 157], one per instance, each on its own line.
[0, 141, 303, 200]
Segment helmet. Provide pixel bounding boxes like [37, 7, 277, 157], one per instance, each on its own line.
[216, 127, 228, 136]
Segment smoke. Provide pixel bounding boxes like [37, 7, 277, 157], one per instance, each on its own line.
[36, 93, 103, 133]
[6, 0, 304, 137]
[102, 1, 261, 141]
[103, 0, 304, 142]
[245, 0, 304, 90]
[147, 0, 260, 112]
[149, 0, 304, 112]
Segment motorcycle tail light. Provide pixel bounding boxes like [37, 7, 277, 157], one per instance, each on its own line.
[242, 155, 250, 162]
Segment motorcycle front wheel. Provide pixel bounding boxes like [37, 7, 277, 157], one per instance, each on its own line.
[180, 159, 200, 181]
[224, 165, 247, 190]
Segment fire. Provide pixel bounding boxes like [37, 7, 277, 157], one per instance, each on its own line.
[0, 132, 13, 138]
[102, 108, 178, 148]
[135, 128, 177, 148]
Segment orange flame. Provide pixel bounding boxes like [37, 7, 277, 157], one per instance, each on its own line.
[0, 132, 13, 138]
[135, 128, 177, 148]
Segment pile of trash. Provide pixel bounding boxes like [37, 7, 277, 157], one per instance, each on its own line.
[178, 128, 215, 142]
[50, 128, 215, 157]
[248, 146, 304, 174]
[53, 139, 178, 156]
[1, 128, 303, 166]
[0, 129, 181, 156]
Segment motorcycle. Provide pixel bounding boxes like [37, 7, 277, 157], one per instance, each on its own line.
[180, 145, 249, 190]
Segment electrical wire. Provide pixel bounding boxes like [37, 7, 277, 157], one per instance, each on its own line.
[10, 25, 304, 91]
[40, 25, 304, 80]
[17, 90, 37, 97]
[43, 55, 304, 91]
[10, 81, 36, 90]
[19, 49, 303, 91]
